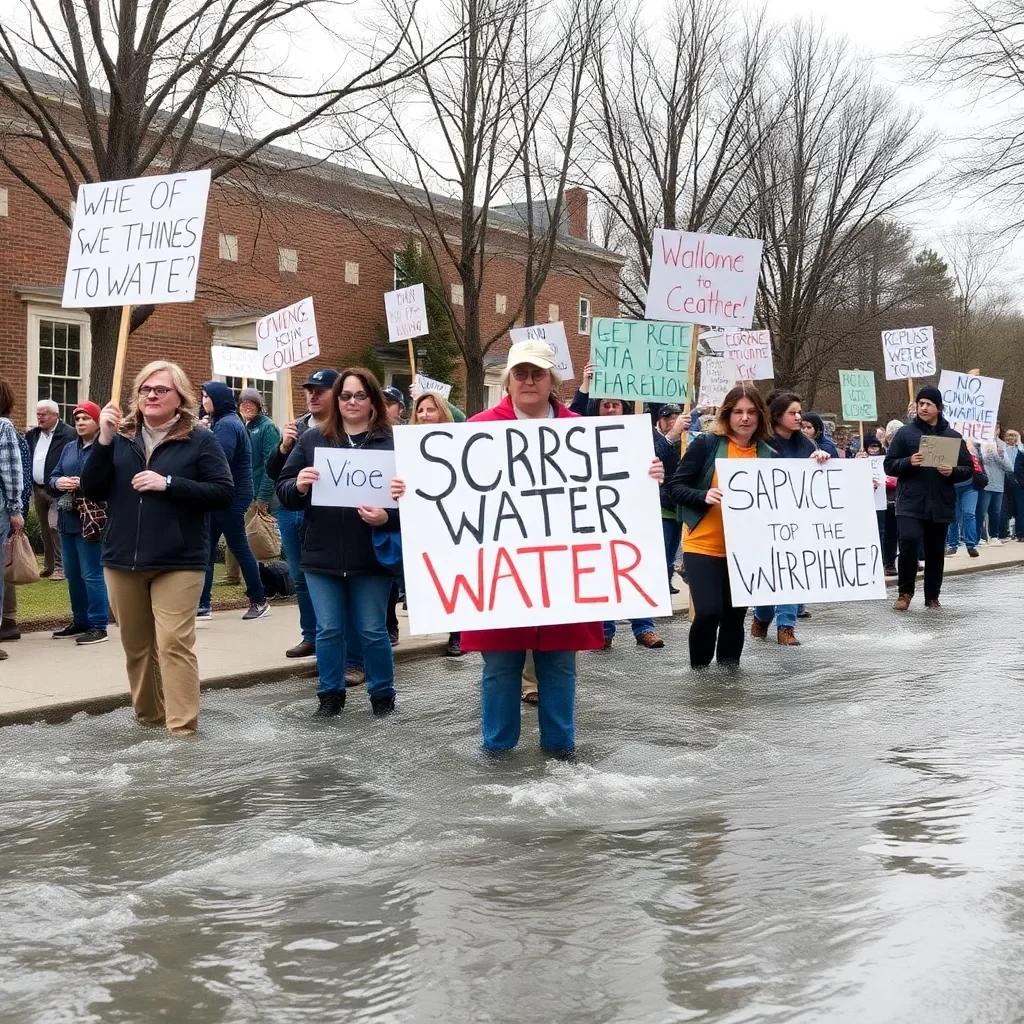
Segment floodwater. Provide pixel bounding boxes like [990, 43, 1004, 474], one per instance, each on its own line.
[2, 569, 1024, 1024]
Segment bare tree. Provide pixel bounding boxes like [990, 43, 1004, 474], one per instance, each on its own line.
[0, 0, 454, 396]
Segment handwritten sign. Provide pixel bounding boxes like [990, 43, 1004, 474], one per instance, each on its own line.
[718, 458, 885, 605]
[839, 370, 877, 422]
[882, 326, 936, 380]
[256, 297, 320, 376]
[698, 357, 737, 406]
[211, 346, 277, 381]
[645, 229, 763, 328]
[870, 456, 888, 511]
[393, 417, 672, 634]
[509, 322, 574, 379]
[723, 329, 774, 381]
[938, 370, 1003, 443]
[311, 448, 398, 508]
[918, 434, 963, 469]
[589, 317, 693, 402]
[415, 374, 452, 400]
[62, 170, 211, 307]
[384, 283, 428, 343]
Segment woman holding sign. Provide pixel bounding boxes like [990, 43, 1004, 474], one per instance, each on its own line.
[276, 369, 400, 718]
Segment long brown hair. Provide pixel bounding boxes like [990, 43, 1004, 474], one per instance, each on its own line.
[322, 367, 391, 444]
[0, 378, 14, 420]
[713, 383, 772, 444]
[411, 393, 454, 424]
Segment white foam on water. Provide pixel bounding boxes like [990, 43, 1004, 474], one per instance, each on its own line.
[0, 883, 140, 945]
[0, 759, 132, 788]
[281, 938, 340, 951]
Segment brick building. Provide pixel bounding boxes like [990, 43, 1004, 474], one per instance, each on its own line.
[0, 67, 623, 427]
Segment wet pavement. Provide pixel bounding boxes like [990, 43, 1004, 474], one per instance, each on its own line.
[1, 568, 1023, 1023]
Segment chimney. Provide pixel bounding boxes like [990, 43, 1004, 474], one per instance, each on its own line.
[565, 188, 588, 240]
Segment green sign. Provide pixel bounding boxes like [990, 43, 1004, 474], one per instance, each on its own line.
[589, 317, 694, 402]
[839, 369, 877, 422]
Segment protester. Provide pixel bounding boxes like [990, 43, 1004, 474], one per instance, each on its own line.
[653, 403, 687, 593]
[881, 420, 905, 574]
[1, 407, 33, 643]
[48, 401, 109, 645]
[1001, 428, 1024, 541]
[276, 368, 400, 718]
[977, 434, 1016, 544]
[197, 382, 268, 621]
[82, 361, 234, 733]
[946, 439, 984, 557]
[670, 384, 775, 668]
[801, 412, 840, 458]
[383, 386, 405, 427]
[884, 386, 973, 611]
[0, 379, 26, 661]
[27, 399, 75, 581]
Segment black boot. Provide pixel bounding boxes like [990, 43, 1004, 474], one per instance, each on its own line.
[371, 695, 396, 717]
[313, 692, 345, 718]
[0, 618, 20, 641]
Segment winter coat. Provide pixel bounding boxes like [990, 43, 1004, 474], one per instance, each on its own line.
[48, 438, 98, 534]
[653, 430, 684, 514]
[246, 412, 282, 506]
[265, 413, 315, 482]
[458, 395, 605, 654]
[275, 425, 399, 578]
[26, 420, 76, 484]
[980, 440, 1016, 493]
[202, 382, 254, 512]
[883, 415, 973, 523]
[81, 413, 234, 572]
[766, 429, 818, 459]
[1016, 448, 1024, 489]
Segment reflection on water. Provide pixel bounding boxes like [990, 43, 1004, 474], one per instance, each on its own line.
[2, 570, 1024, 1023]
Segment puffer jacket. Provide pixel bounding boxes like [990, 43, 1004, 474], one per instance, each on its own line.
[202, 381, 253, 512]
[884, 415, 973, 522]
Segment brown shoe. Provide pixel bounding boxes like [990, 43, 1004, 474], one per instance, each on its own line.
[750, 616, 769, 640]
[344, 666, 365, 686]
[777, 626, 801, 646]
[925, 598, 941, 609]
[635, 630, 665, 649]
[285, 639, 316, 658]
[893, 593, 912, 612]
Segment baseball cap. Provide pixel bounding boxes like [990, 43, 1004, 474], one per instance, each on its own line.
[302, 368, 340, 389]
[505, 339, 556, 372]
[383, 386, 404, 406]
[658, 403, 682, 417]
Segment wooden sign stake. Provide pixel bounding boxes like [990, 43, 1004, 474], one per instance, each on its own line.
[284, 368, 295, 423]
[110, 304, 132, 406]
[859, 421, 865, 447]
[907, 377, 915, 406]
[680, 324, 701, 454]
[407, 338, 417, 379]
[241, 376, 249, 390]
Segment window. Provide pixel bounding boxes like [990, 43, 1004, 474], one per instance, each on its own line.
[0, 187, 7, 217]
[451, 283, 464, 306]
[37, 320, 84, 422]
[495, 293, 507, 314]
[548, 303, 559, 322]
[393, 251, 414, 290]
[219, 233, 238, 261]
[345, 261, 360, 285]
[577, 296, 591, 335]
[279, 247, 298, 273]
[223, 375, 274, 420]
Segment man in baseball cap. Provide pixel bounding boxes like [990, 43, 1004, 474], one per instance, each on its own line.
[383, 386, 405, 426]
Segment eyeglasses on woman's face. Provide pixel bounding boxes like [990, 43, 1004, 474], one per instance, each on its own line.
[511, 366, 548, 383]
[339, 391, 369, 403]
[139, 385, 173, 398]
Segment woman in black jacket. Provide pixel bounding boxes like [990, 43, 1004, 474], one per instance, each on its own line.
[81, 361, 234, 735]
[276, 368, 400, 718]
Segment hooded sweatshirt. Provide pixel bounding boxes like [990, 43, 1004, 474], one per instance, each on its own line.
[202, 381, 254, 512]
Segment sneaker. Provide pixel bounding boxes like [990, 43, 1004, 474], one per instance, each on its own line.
[777, 626, 801, 646]
[750, 616, 769, 640]
[635, 630, 665, 649]
[388, 629, 400, 647]
[884, 564, 898, 577]
[445, 635, 464, 657]
[242, 601, 269, 621]
[945, 547, 957, 557]
[602, 636, 613, 650]
[345, 666, 365, 686]
[989, 537, 1003, 546]
[52, 622, 90, 639]
[196, 607, 213, 621]
[49, 570, 65, 582]
[75, 629, 109, 646]
[218, 578, 241, 586]
[967, 548, 980, 558]
[797, 608, 812, 619]
[1, 618, 21, 641]
[371, 695, 396, 717]
[925, 599, 942, 609]
[286, 640, 316, 659]
[894, 593, 912, 612]
[977, 538, 987, 546]
[313, 692, 345, 718]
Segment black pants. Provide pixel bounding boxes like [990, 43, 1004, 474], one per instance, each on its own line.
[882, 505, 898, 566]
[683, 552, 747, 667]
[896, 517, 947, 600]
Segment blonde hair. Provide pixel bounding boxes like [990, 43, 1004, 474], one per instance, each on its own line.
[412, 392, 454, 424]
[127, 360, 197, 425]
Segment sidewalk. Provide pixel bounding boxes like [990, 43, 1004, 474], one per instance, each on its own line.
[2, 542, 1022, 725]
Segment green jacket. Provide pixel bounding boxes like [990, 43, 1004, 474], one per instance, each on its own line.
[247, 413, 282, 505]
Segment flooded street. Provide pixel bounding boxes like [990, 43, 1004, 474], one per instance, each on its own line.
[2, 569, 1023, 1023]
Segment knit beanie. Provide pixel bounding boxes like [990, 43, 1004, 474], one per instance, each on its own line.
[73, 400, 102, 424]
[238, 388, 263, 411]
[916, 385, 943, 412]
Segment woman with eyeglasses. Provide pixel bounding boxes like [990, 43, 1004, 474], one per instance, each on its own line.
[276, 368, 400, 718]
[81, 361, 234, 734]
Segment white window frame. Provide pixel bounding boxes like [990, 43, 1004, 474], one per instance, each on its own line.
[209, 320, 289, 427]
[577, 295, 592, 335]
[0, 187, 8, 217]
[485, 368, 503, 409]
[278, 247, 298, 273]
[548, 303, 559, 322]
[451, 282, 464, 306]
[345, 260, 360, 285]
[25, 301, 92, 430]
[495, 293, 507, 314]
[218, 233, 238, 261]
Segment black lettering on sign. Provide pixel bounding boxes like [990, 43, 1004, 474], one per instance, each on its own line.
[415, 431, 457, 501]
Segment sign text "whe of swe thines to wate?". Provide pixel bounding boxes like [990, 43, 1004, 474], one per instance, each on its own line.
[393, 417, 673, 634]
[718, 458, 885, 606]
[589, 317, 694, 402]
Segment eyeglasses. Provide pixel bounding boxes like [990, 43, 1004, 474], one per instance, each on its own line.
[139, 386, 173, 398]
[511, 367, 549, 382]
[339, 391, 369, 403]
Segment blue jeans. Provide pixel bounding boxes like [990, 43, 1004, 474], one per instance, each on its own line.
[200, 508, 265, 609]
[274, 507, 317, 644]
[61, 533, 108, 629]
[753, 604, 797, 629]
[662, 517, 681, 582]
[304, 572, 394, 699]
[947, 484, 979, 550]
[603, 618, 655, 639]
[976, 490, 1003, 541]
[480, 649, 576, 753]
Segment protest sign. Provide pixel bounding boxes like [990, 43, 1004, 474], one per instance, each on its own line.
[869, 456, 887, 512]
[882, 326, 936, 380]
[839, 370, 877, 422]
[645, 229, 764, 328]
[256, 297, 320, 377]
[311, 448, 398, 509]
[918, 434, 963, 469]
[384, 283, 428, 343]
[938, 370, 1003, 443]
[718, 458, 885, 605]
[723, 329, 774, 381]
[394, 417, 672, 634]
[62, 170, 211, 307]
[415, 374, 452, 400]
[698, 357, 737, 407]
[589, 317, 694, 402]
[509, 322, 574, 379]
[211, 346, 276, 381]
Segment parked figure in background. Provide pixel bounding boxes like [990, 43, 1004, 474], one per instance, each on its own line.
[977, 432, 1016, 545]
[882, 420, 904, 575]
[81, 361, 234, 734]
[0, 379, 26, 661]
[49, 401, 109, 645]
[26, 399, 75, 581]
[0, 405, 33, 643]
[1000, 429, 1024, 542]
[382, 385, 406, 644]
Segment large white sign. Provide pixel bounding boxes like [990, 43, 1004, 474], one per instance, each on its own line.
[723, 329, 774, 381]
[645, 229, 764, 328]
[210, 346, 277, 381]
[415, 374, 452, 400]
[394, 417, 672, 634]
[718, 458, 885, 606]
[869, 456, 888, 512]
[311, 448, 398, 508]
[882, 326, 936, 380]
[62, 169, 211, 307]
[509, 321, 574, 379]
[256, 297, 320, 376]
[938, 370, 1003, 443]
[384, 283, 428, 343]
[698, 356, 737, 406]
